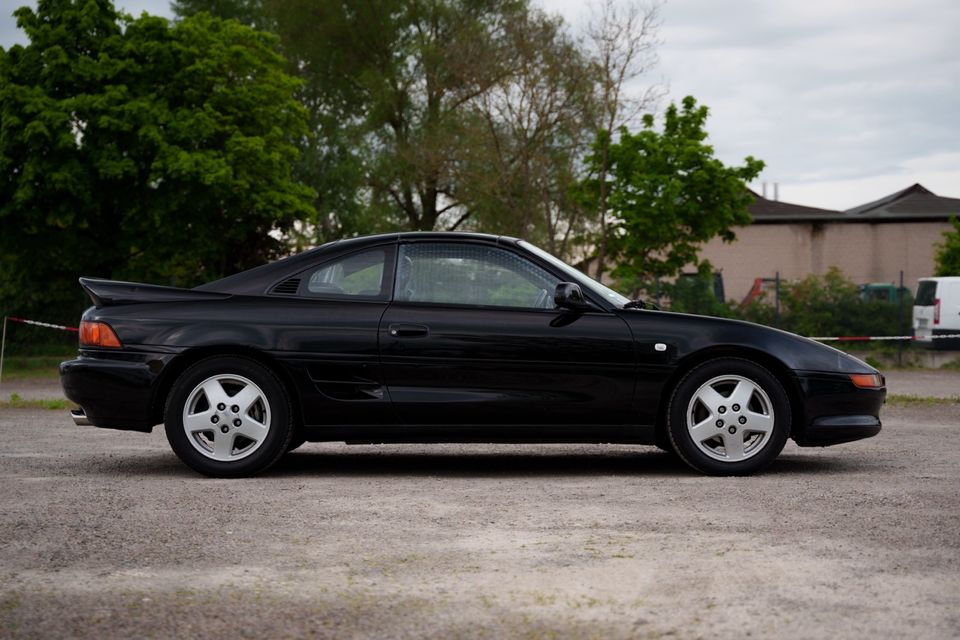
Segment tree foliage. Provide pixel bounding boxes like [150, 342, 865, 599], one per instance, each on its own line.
[0, 0, 314, 322]
[171, 0, 270, 29]
[266, 0, 568, 234]
[934, 217, 960, 276]
[180, 0, 619, 254]
[455, 9, 597, 255]
[579, 96, 763, 293]
[584, 0, 662, 277]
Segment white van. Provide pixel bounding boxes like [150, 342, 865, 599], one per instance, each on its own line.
[913, 277, 960, 349]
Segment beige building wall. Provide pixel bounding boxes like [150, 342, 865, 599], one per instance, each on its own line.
[698, 221, 952, 302]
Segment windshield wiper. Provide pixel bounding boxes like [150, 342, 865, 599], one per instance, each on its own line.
[623, 299, 660, 310]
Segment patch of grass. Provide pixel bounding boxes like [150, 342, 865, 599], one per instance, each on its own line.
[886, 394, 960, 407]
[0, 393, 75, 411]
[0, 355, 70, 380]
[940, 359, 960, 371]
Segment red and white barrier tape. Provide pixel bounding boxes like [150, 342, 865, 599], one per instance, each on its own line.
[809, 334, 960, 342]
[0, 316, 80, 390]
[6, 316, 79, 333]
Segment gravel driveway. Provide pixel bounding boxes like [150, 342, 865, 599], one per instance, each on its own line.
[1, 401, 958, 639]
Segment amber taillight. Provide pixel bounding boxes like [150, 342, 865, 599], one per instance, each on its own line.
[80, 321, 122, 348]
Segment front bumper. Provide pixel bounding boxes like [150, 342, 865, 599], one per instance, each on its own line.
[60, 351, 172, 432]
[798, 414, 881, 446]
[792, 371, 885, 447]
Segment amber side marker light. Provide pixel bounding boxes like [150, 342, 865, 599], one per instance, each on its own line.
[80, 321, 122, 348]
[850, 373, 884, 389]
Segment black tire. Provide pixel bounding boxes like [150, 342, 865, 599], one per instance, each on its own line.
[164, 356, 293, 477]
[666, 357, 790, 476]
[286, 432, 308, 453]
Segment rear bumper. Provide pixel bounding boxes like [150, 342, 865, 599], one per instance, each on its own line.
[792, 371, 885, 447]
[60, 352, 171, 432]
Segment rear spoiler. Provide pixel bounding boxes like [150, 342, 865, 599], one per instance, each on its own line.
[79, 277, 231, 308]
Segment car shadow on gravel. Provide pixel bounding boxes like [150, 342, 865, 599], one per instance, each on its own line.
[38, 448, 868, 479]
[269, 449, 690, 477]
[260, 448, 866, 478]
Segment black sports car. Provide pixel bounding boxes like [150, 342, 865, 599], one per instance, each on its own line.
[60, 232, 885, 477]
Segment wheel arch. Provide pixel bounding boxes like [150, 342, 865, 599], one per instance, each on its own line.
[655, 345, 805, 448]
[150, 346, 303, 429]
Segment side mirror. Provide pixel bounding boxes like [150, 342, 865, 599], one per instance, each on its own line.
[554, 282, 591, 311]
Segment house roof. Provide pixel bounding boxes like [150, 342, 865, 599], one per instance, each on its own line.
[844, 183, 933, 215]
[747, 190, 839, 220]
[748, 183, 960, 224]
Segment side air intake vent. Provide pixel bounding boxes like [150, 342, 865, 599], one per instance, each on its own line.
[270, 278, 301, 295]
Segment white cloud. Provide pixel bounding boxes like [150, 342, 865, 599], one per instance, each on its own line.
[770, 151, 960, 210]
[542, 0, 960, 209]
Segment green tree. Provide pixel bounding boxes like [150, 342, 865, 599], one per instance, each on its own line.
[175, 0, 666, 260]
[584, 0, 662, 278]
[579, 96, 763, 293]
[452, 9, 597, 256]
[934, 217, 960, 276]
[0, 0, 314, 324]
[172, 0, 375, 247]
[253, 0, 599, 249]
[264, 0, 535, 232]
[170, 0, 270, 29]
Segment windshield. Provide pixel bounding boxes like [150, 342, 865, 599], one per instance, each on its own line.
[519, 241, 631, 308]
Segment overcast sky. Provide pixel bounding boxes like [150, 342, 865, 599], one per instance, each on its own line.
[2, 0, 958, 210]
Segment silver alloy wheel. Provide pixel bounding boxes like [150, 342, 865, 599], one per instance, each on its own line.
[182, 374, 272, 462]
[685, 374, 775, 463]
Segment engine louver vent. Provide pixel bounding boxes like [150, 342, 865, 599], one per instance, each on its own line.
[271, 278, 301, 295]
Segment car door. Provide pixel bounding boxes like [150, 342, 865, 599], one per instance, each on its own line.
[266, 244, 396, 427]
[378, 240, 637, 429]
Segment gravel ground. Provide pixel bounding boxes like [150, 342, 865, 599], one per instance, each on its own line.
[883, 368, 960, 398]
[1, 400, 958, 639]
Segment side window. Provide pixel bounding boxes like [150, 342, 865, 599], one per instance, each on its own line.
[306, 248, 387, 297]
[396, 243, 560, 309]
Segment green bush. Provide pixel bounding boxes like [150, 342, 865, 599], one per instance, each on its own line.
[660, 265, 735, 318]
[740, 268, 908, 337]
[668, 267, 911, 341]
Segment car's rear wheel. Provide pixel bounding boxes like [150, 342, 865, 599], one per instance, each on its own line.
[286, 432, 308, 453]
[164, 356, 292, 477]
[667, 358, 790, 475]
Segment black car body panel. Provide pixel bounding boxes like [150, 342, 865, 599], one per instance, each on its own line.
[61, 232, 884, 451]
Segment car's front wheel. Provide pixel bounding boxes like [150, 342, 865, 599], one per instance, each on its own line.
[164, 356, 293, 477]
[667, 358, 791, 475]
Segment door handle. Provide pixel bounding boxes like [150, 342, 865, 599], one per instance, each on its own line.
[388, 323, 429, 338]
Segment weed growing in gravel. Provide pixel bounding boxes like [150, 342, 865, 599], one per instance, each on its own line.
[886, 394, 960, 407]
[0, 356, 68, 380]
[0, 393, 75, 410]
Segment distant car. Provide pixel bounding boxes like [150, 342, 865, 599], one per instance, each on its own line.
[913, 277, 960, 350]
[60, 232, 885, 477]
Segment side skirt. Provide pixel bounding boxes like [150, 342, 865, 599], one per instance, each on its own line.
[300, 424, 657, 446]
